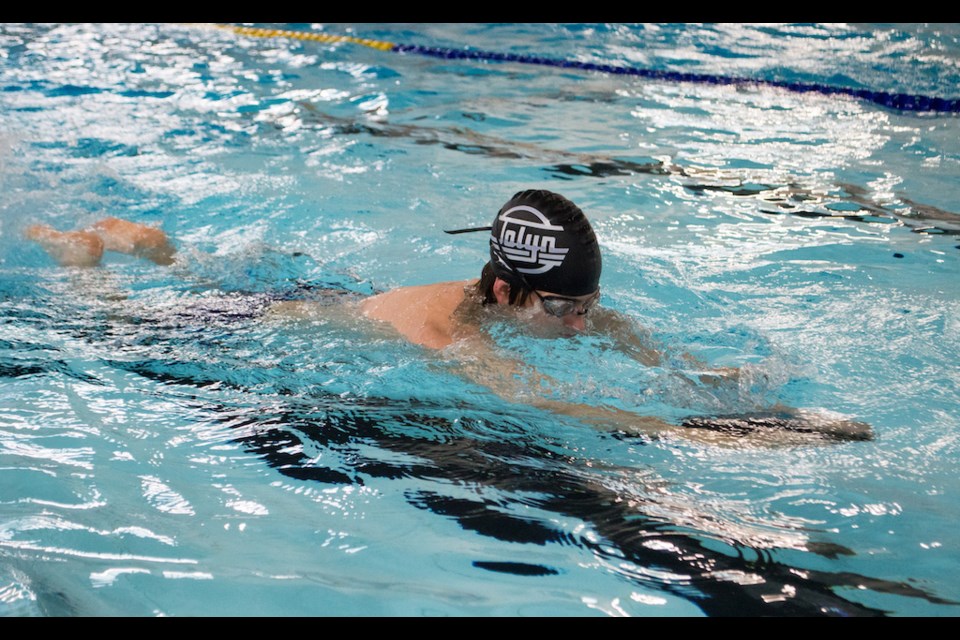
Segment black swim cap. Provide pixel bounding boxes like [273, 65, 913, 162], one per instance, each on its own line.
[489, 190, 602, 297]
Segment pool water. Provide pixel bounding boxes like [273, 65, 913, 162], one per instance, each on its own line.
[1, 23, 958, 617]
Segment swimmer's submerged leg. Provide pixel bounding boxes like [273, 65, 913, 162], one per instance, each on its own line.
[25, 224, 105, 267]
[25, 218, 176, 267]
[89, 217, 176, 265]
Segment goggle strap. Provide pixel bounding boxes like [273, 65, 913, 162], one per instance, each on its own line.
[443, 226, 493, 234]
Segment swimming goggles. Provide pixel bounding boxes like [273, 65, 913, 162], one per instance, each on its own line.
[530, 288, 601, 318]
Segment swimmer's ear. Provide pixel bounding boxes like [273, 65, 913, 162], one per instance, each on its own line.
[492, 277, 512, 306]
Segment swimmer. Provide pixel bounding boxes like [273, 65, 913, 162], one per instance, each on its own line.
[24, 190, 871, 442]
[274, 188, 869, 442]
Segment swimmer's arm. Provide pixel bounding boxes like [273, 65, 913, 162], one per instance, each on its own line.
[586, 311, 872, 441]
[588, 307, 662, 366]
[591, 307, 740, 385]
[530, 397, 680, 436]
[446, 332, 678, 437]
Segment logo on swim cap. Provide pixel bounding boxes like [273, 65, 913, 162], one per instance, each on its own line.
[491, 205, 569, 275]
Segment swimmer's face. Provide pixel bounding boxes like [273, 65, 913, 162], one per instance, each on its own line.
[491, 277, 599, 334]
[516, 288, 600, 333]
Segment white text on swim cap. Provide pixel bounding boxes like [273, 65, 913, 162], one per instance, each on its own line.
[492, 205, 569, 275]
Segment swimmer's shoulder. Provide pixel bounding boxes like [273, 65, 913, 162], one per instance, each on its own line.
[360, 279, 476, 313]
[358, 279, 479, 350]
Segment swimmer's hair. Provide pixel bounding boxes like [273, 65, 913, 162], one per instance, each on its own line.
[476, 260, 533, 307]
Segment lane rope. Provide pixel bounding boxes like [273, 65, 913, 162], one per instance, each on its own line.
[212, 24, 960, 114]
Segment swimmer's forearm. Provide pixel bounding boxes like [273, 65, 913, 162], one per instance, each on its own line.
[589, 308, 662, 366]
[531, 398, 677, 435]
[695, 365, 741, 386]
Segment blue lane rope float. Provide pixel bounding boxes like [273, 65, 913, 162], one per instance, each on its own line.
[211, 24, 960, 114]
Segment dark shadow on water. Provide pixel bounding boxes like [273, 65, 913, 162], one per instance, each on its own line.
[295, 103, 960, 241]
[106, 358, 958, 617]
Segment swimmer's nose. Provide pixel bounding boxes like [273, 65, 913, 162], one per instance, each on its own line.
[563, 312, 586, 332]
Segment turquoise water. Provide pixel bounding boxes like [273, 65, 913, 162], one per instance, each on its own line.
[1, 23, 958, 617]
